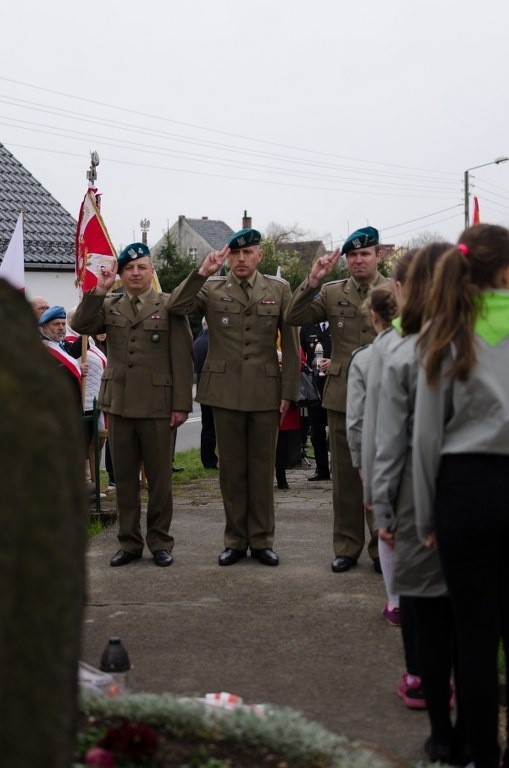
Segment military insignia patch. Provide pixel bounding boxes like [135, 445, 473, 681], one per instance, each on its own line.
[221, 317, 230, 326]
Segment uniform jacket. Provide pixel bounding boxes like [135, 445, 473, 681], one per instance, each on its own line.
[166, 270, 300, 411]
[72, 288, 193, 418]
[285, 273, 388, 413]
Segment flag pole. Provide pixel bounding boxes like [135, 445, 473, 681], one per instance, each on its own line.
[80, 150, 100, 406]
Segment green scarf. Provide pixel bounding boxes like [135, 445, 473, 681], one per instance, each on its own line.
[475, 291, 509, 346]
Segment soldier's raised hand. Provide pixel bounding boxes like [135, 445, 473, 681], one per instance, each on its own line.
[198, 245, 230, 277]
[309, 248, 340, 288]
[97, 257, 118, 292]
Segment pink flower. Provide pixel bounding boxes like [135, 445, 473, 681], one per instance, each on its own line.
[85, 746, 116, 767]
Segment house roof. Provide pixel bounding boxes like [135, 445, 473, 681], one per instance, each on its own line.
[0, 143, 77, 269]
[184, 218, 234, 249]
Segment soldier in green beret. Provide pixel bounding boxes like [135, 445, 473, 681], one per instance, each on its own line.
[167, 228, 300, 566]
[73, 243, 194, 568]
[285, 226, 389, 573]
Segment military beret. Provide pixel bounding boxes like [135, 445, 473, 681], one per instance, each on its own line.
[117, 242, 151, 272]
[341, 226, 379, 255]
[38, 305, 66, 325]
[228, 228, 262, 250]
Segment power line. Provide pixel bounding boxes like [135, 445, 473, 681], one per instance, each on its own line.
[381, 205, 462, 232]
[0, 75, 460, 178]
[384, 213, 461, 240]
[0, 95, 460, 190]
[5, 141, 459, 201]
[0, 116, 460, 195]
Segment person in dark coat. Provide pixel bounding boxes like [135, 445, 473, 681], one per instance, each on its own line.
[300, 323, 331, 480]
[193, 318, 218, 469]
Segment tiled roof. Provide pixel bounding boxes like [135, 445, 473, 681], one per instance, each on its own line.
[186, 218, 234, 249]
[0, 143, 77, 268]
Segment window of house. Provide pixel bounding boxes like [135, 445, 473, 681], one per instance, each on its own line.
[188, 247, 198, 259]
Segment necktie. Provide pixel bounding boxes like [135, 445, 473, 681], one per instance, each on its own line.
[358, 284, 369, 300]
[131, 297, 140, 316]
[240, 280, 251, 301]
[321, 322, 328, 333]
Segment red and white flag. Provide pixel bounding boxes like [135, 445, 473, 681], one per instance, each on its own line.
[75, 188, 116, 296]
[472, 196, 481, 225]
[0, 212, 25, 291]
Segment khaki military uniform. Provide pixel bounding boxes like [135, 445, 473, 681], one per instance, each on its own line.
[167, 270, 300, 550]
[73, 289, 193, 554]
[285, 273, 388, 560]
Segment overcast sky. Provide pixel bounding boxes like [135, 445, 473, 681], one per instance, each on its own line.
[2, 0, 509, 252]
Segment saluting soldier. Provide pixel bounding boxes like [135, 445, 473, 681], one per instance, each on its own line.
[285, 227, 389, 573]
[73, 242, 193, 568]
[166, 227, 300, 566]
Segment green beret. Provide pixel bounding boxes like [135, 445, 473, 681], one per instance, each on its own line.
[117, 242, 150, 272]
[39, 305, 66, 325]
[341, 226, 379, 255]
[228, 228, 261, 250]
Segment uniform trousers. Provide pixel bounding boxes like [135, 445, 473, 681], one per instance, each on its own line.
[327, 409, 378, 560]
[435, 453, 509, 768]
[213, 407, 280, 550]
[108, 414, 175, 555]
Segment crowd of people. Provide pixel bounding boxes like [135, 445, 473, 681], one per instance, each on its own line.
[31, 222, 508, 768]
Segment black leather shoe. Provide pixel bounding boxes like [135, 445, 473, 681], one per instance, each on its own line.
[251, 548, 279, 566]
[373, 557, 382, 574]
[331, 555, 357, 573]
[172, 466, 184, 473]
[218, 548, 246, 566]
[276, 481, 289, 490]
[153, 549, 173, 567]
[308, 472, 330, 481]
[110, 549, 142, 567]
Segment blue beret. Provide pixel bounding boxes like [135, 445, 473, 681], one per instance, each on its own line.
[341, 226, 379, 255]
[39, 305, 66, 325]
[228, 228, 262, 250]
[117, 242, 151, 272]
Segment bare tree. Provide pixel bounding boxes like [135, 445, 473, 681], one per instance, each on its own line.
[264, 221, 309, 247]
[406, 230, 448, 249]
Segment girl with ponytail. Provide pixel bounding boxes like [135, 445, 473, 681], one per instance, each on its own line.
[414, 223, 509, 768]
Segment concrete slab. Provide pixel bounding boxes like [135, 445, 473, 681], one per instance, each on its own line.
[82, 467, 431, 766]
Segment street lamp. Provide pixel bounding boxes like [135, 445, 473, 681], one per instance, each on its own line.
[464, 156, 509, 228]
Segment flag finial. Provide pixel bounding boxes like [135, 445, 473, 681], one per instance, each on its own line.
[87, 150, 100, 187]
